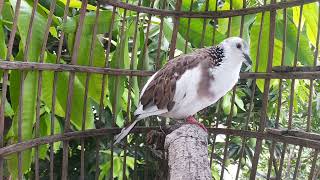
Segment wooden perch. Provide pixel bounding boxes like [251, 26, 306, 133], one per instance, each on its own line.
[164, 124, 212, 180]
[266, 128, 320, 141]
[272, 66, 320, 72]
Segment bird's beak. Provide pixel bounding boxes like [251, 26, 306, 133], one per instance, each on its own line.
[243, 53, 252, 67]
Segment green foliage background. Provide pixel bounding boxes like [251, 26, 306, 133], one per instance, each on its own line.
[0, 0, 320, 179]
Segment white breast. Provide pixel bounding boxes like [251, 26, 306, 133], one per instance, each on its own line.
[209, 57, 242, 100]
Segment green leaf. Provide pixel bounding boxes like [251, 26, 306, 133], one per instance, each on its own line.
[35, 1, 60, 26]
[222, 93, 231, 115]
[38, 113, 50, 159]
[178, 17, 226, 48]
[275, 19, 314, 66]
[99, 150, 133, 179]
[231, 14, 256, 42]
[7, 71, 38, 178]
[60, 73, 95, 129]
[208, 0, 232, 35]
[10, 0, 47, 61]
[36, 112, 62, 158]
[7, 0, 48, 176]
[218, 0, 255, 39]
[113, 157, 121, 177]
[303, 3, 319, 47]
[6, 149, 32, 179]
[235, 94, 245, 111]
[4, 97, 14, 117]
[61, 10, 115, 35]
[250, 12, 270, 92]
[49, 27, 58, 38]
[39, 0, 65, 17]
[44, 52, 95, 130]
[233, 104, 237, 117]
[41, 68, 65, 117]
[1, 2, 14, 29]
[211, 165, 220, 180]
[130, 25, 141, 108]
[65, 10, 115, 103]
[99, 162, 110, 180]
[66, 34, 107, 103]
[137, 26, 152, 88]
[125, 155, 135, 169]
[290, 4, 319, 48]
[163, 19, 193, 53]
[250, 12, 270, 72]
[116, 111, 124, 128]
[62, 9, 116, 129]
[0, 20, 6, 60]
[53, 117, 62, 152]
[292, 6, 305, 28]
[58, 0, 96, 10]
[181, 0, 194, 11]
[108, 32, 129, 117]
[250, 13, 283, 92]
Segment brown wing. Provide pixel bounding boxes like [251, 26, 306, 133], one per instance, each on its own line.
[140, 49, 211, 111]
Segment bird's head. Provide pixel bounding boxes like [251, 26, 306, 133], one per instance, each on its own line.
[219, 37, 252, 67]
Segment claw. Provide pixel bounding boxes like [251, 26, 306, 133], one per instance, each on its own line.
[186, 116, 207, 132]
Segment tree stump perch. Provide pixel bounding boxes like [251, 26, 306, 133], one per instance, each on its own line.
[164, 124, 212, 180]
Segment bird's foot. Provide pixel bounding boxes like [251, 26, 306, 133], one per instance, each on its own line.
[186, 116, 207, 132]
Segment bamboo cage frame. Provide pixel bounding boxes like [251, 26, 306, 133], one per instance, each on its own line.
[0, 0, 320, 179]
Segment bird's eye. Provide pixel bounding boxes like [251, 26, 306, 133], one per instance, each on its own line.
[236, 43, 242, 49]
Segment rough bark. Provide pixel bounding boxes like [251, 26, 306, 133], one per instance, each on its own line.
[164, 124, 212, 180]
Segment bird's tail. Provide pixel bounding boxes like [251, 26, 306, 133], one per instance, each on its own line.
[114, 118, 141, 145]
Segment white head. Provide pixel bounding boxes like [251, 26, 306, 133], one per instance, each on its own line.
[219, 37, 252, 66]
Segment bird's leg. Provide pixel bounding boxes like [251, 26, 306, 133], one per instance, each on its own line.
[186, 116, 207, 132]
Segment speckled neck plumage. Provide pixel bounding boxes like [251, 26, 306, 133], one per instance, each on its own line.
[207, 46, 225, 66]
